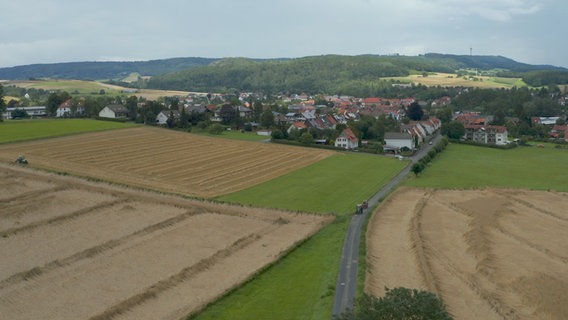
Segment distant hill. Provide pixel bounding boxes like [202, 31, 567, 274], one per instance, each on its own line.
[0, 57, 219, 80]
[1, 54, 566, 94]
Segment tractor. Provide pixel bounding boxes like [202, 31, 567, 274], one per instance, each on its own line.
[15, 155, 28, 164]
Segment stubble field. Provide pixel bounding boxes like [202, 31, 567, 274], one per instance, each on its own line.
[0, 126, 334, 198]
[366, 187, 568, 320]
[0, 163, 332, 320]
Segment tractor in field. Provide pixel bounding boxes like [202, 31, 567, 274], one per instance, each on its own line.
[15, 155, 28, 165]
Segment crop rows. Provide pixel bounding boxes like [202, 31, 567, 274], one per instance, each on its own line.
[0, 127, 334, 197]
[0, 163, 332, 320]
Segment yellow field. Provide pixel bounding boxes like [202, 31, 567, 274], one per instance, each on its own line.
[0, 163, 332, 320]
[0, 126, 335, 198]
[385, 72, 526, 88]
[366, 187, 568, 319]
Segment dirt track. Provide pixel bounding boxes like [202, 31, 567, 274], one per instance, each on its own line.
[0, 163, 332, 320]
[366, 187, 568, 320]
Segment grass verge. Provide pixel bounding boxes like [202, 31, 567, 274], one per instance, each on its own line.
[189, 218, 348, 320]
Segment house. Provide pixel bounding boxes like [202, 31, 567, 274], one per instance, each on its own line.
[156, 110, 181, 125]
[335, 128, 359, 150]
[56, 99, 73, 117]
[99, 104, 129, 119]
[463, 125, 508, 145]
[287, 121, 308, 134]
[549, 124, 567, 139]
[532, 117, 560, 125]
[384, 132, 414, 152]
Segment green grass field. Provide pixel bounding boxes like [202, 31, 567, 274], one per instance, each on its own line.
[217, 153, 409, 215]
[190, 219, 348, 320]
[0, 119, 136, 144]
[405, 143, 568, 191]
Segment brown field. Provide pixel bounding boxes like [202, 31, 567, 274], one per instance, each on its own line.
[366, 187, 568, 320]
[0, 163, 332, 320]
[385, 72, 523, 89]
[0, 126, 334, 198]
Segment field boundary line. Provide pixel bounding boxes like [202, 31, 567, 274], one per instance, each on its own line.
[0, 210, 198, 290]
[89, 232, 262, 320]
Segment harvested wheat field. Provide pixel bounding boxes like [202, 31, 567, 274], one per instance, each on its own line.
[366, 187, 568, 320]
[0, 126, 334, 198]
[0, 163, 333, 320]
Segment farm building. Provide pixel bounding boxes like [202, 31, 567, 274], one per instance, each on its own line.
[384, 132, 414, 152]
[99, 104, 129, 119]
[2, 106, 47, 119]
[335, 128, 359, 150]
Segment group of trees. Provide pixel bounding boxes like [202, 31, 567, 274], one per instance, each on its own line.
[334, 287, 452, 320]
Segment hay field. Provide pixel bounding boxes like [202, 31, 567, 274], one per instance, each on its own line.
[385, 73, 526, 89]
[0, 163, 332, 320]
[0, 126, 334, 198]
[366, 187, 568, 320]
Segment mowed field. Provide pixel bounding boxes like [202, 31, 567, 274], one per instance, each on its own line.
[366, 187, 568, 320]
[384, 72, 527, 89]
[0, 126, 335, 198]
[0, 163, 332, 320]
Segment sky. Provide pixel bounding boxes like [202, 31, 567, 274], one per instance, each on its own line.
[1, 0, 566, 68]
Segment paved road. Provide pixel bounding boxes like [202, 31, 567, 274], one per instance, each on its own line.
[332, 133, 441, 316]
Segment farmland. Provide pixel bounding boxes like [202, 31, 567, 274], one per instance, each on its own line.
[384, 72, 528, 89]
[0, 126, 335, 198]
[218, 153, 408, 215]
[0, 163, 332, 320]
[0, 119, 135, 144]
[405, 143, 568, 192]
[2, 79, 194, 100]
[366, 187, 568, 319]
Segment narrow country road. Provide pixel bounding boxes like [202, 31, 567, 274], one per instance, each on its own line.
[331, 133, 441, 316]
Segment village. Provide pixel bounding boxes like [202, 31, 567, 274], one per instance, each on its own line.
[3, 89, 568, 155]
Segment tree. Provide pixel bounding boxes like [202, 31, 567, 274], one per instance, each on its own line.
[260, 110, 275, 128]
[411, 163, 424, 176]
[442, 121, 465, 140]
[46, 92, 70, 116]
[125, 95, 138, 121]
[299, 132, 314, 144]
[0, 84, 6, 121]
[334, 288, 452, 320]
[11, 108, 29, 119]
[219, 104, 236, 124]
[407, 102, 424, 121]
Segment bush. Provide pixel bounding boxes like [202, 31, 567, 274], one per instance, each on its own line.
[208, 123, 225, 135]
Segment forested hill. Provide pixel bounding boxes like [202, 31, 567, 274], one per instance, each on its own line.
[0, 57, 219, 80]
[146, 54, 568, 94]
[1, 54, 566, 93]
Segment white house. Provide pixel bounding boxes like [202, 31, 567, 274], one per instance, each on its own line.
[56, 99, 73, 117]
[99, 104, 129, 119]
[384, 132, 414, 152]
[156, 110, 181, 125]
[335, 128, 358, 149]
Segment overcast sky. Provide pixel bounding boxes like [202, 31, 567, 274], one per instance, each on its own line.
[1, 0, 566, 68]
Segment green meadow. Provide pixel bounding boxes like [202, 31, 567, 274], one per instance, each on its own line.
[0, 119, 135, 144]
[217, 153, 409, 215]
[405, 143, 568, 191]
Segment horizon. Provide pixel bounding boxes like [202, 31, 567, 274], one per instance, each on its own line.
[1, 0, 566, 69]
[1, 52, 565, 70]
